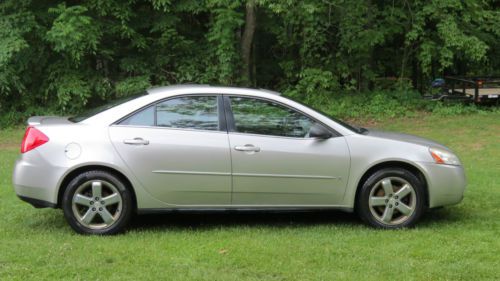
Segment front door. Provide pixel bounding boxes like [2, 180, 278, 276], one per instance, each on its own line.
[226, 96, 350, 206]
[109, 95, 232, 206]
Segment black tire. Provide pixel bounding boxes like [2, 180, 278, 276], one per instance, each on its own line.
[62, 170, 133, 235]
[356, 168, 426, 229]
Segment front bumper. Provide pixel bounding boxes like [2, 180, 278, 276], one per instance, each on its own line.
[417, 162, 467, 208]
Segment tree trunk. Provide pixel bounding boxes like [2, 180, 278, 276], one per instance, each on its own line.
[241, 0, 256, 86]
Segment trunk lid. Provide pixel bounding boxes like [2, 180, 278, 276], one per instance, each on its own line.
[27, 116, 72, 126]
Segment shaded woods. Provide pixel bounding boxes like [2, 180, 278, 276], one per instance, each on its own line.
[0, 0, 498, 123]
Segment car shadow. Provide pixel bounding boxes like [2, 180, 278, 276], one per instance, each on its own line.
[129, 210, 361, 231]
[418, 207, 467, 226]
[128, 207, 465, 232]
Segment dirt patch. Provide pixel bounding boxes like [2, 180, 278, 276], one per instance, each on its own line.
[470, 142, 484, 151]
[347, 118, 381, 128]
[0, 143, 19, 150]
[345, 112, 432, 129]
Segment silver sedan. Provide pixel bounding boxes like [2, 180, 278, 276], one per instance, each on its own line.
[13, 85, 466, 234]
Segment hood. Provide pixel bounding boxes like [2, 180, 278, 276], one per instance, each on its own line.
[365, 129, 450, 151]
[27, 116, 72, 126]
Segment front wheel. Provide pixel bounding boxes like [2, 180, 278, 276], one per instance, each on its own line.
[62, 170, 133, 235]
[357, 168, 426, 229]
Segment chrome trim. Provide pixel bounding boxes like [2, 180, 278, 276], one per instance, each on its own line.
[111, 124, 228, 134]
[234, 145, 261, 152]
[233, 172, 338, 180]
[152, 170, 231, 176]
[228, 131, 317, 140]
[151, 170, 338, 180]
[123, 138, 150, 145]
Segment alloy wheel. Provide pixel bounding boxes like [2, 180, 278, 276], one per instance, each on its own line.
[71, 180, 123, 230]
[368, 177, 417, 225]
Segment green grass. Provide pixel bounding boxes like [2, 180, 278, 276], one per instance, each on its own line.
[1, 113, 499, 280]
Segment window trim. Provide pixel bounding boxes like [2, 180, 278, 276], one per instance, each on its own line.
[112, 94, 227, 133]
[222, 94, 340, 139]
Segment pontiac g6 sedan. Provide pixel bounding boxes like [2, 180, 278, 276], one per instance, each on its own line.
[13, 85, 466, 234]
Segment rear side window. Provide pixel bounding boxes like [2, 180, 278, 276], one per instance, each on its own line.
[119, 95, 219, 131]
[119, 106, 154, 126]
[229, 97, 315, 138]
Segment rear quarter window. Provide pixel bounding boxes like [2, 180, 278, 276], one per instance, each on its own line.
[70, 92, 147, 123]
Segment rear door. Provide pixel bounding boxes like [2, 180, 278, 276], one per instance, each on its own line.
[109, 95, 232, 206]
[225, 96, 350, 206]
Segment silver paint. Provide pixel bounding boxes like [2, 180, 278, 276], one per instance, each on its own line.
[13, 85, 466, 212]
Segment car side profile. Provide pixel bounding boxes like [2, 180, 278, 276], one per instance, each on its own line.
[13, 85, 466, 234]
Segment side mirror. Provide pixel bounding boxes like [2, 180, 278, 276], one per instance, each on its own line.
[309, 123, 332, 139]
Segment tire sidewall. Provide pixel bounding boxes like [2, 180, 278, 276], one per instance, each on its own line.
[62, 170, 132, 235]
[357, 168, 426, 229]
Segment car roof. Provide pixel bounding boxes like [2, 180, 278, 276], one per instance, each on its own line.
[146, 84, 210, 94]
[146, 84, 281, 96]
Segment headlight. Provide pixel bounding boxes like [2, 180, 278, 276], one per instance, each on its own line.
[429, 147, 461, 166]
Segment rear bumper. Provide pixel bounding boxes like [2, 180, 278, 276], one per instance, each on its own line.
[417, 162, 467, 208]
[17, 195, 57, 209]
[12, 152, 65, 207]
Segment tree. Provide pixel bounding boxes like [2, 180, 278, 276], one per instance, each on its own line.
[241, 0, 256, 86]
[0, 0, 498, 126]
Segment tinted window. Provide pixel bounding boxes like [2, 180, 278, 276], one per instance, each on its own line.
[156, 96, 218, 130]
[230, 97, 315, 137]
[120, 106, 154, 126]
[119, 96, 219, 131]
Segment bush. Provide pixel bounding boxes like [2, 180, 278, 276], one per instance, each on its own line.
[298, 89, 496, 121]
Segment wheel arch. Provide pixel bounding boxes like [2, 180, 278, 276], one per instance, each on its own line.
[57, 164, 137, 211]
[353, 161, 429, 210]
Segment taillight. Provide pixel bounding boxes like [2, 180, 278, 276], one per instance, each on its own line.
[21, 126, 49, 153]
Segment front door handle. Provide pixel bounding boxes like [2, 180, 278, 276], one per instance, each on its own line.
[234, 144, 260, 152]
[123, 138, 150, 145]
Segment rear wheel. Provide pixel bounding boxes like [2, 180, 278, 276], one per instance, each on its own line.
[62, 170, 132, 235]
[357, 168, 425, 229]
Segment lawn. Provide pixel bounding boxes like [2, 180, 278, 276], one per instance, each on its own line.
[1, 113, 499, 280]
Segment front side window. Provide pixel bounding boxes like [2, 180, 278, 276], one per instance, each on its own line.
[119, 95, 219, 131]
[229, 97, 315, 138]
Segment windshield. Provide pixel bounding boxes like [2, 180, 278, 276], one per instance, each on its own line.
[287, 97, 366, 134]
[69, 92, 147, 123]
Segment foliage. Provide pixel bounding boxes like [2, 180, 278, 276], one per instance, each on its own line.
[206, 0, 244, 84]
[46, 4, 101, 64]
[0, 0, 499, 126]
[313, 90, 498, 121]
[115, 75, 151, 97]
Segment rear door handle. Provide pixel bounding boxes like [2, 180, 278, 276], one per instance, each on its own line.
[234, 144, 260, 152]
[123, 138, 149, 145]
